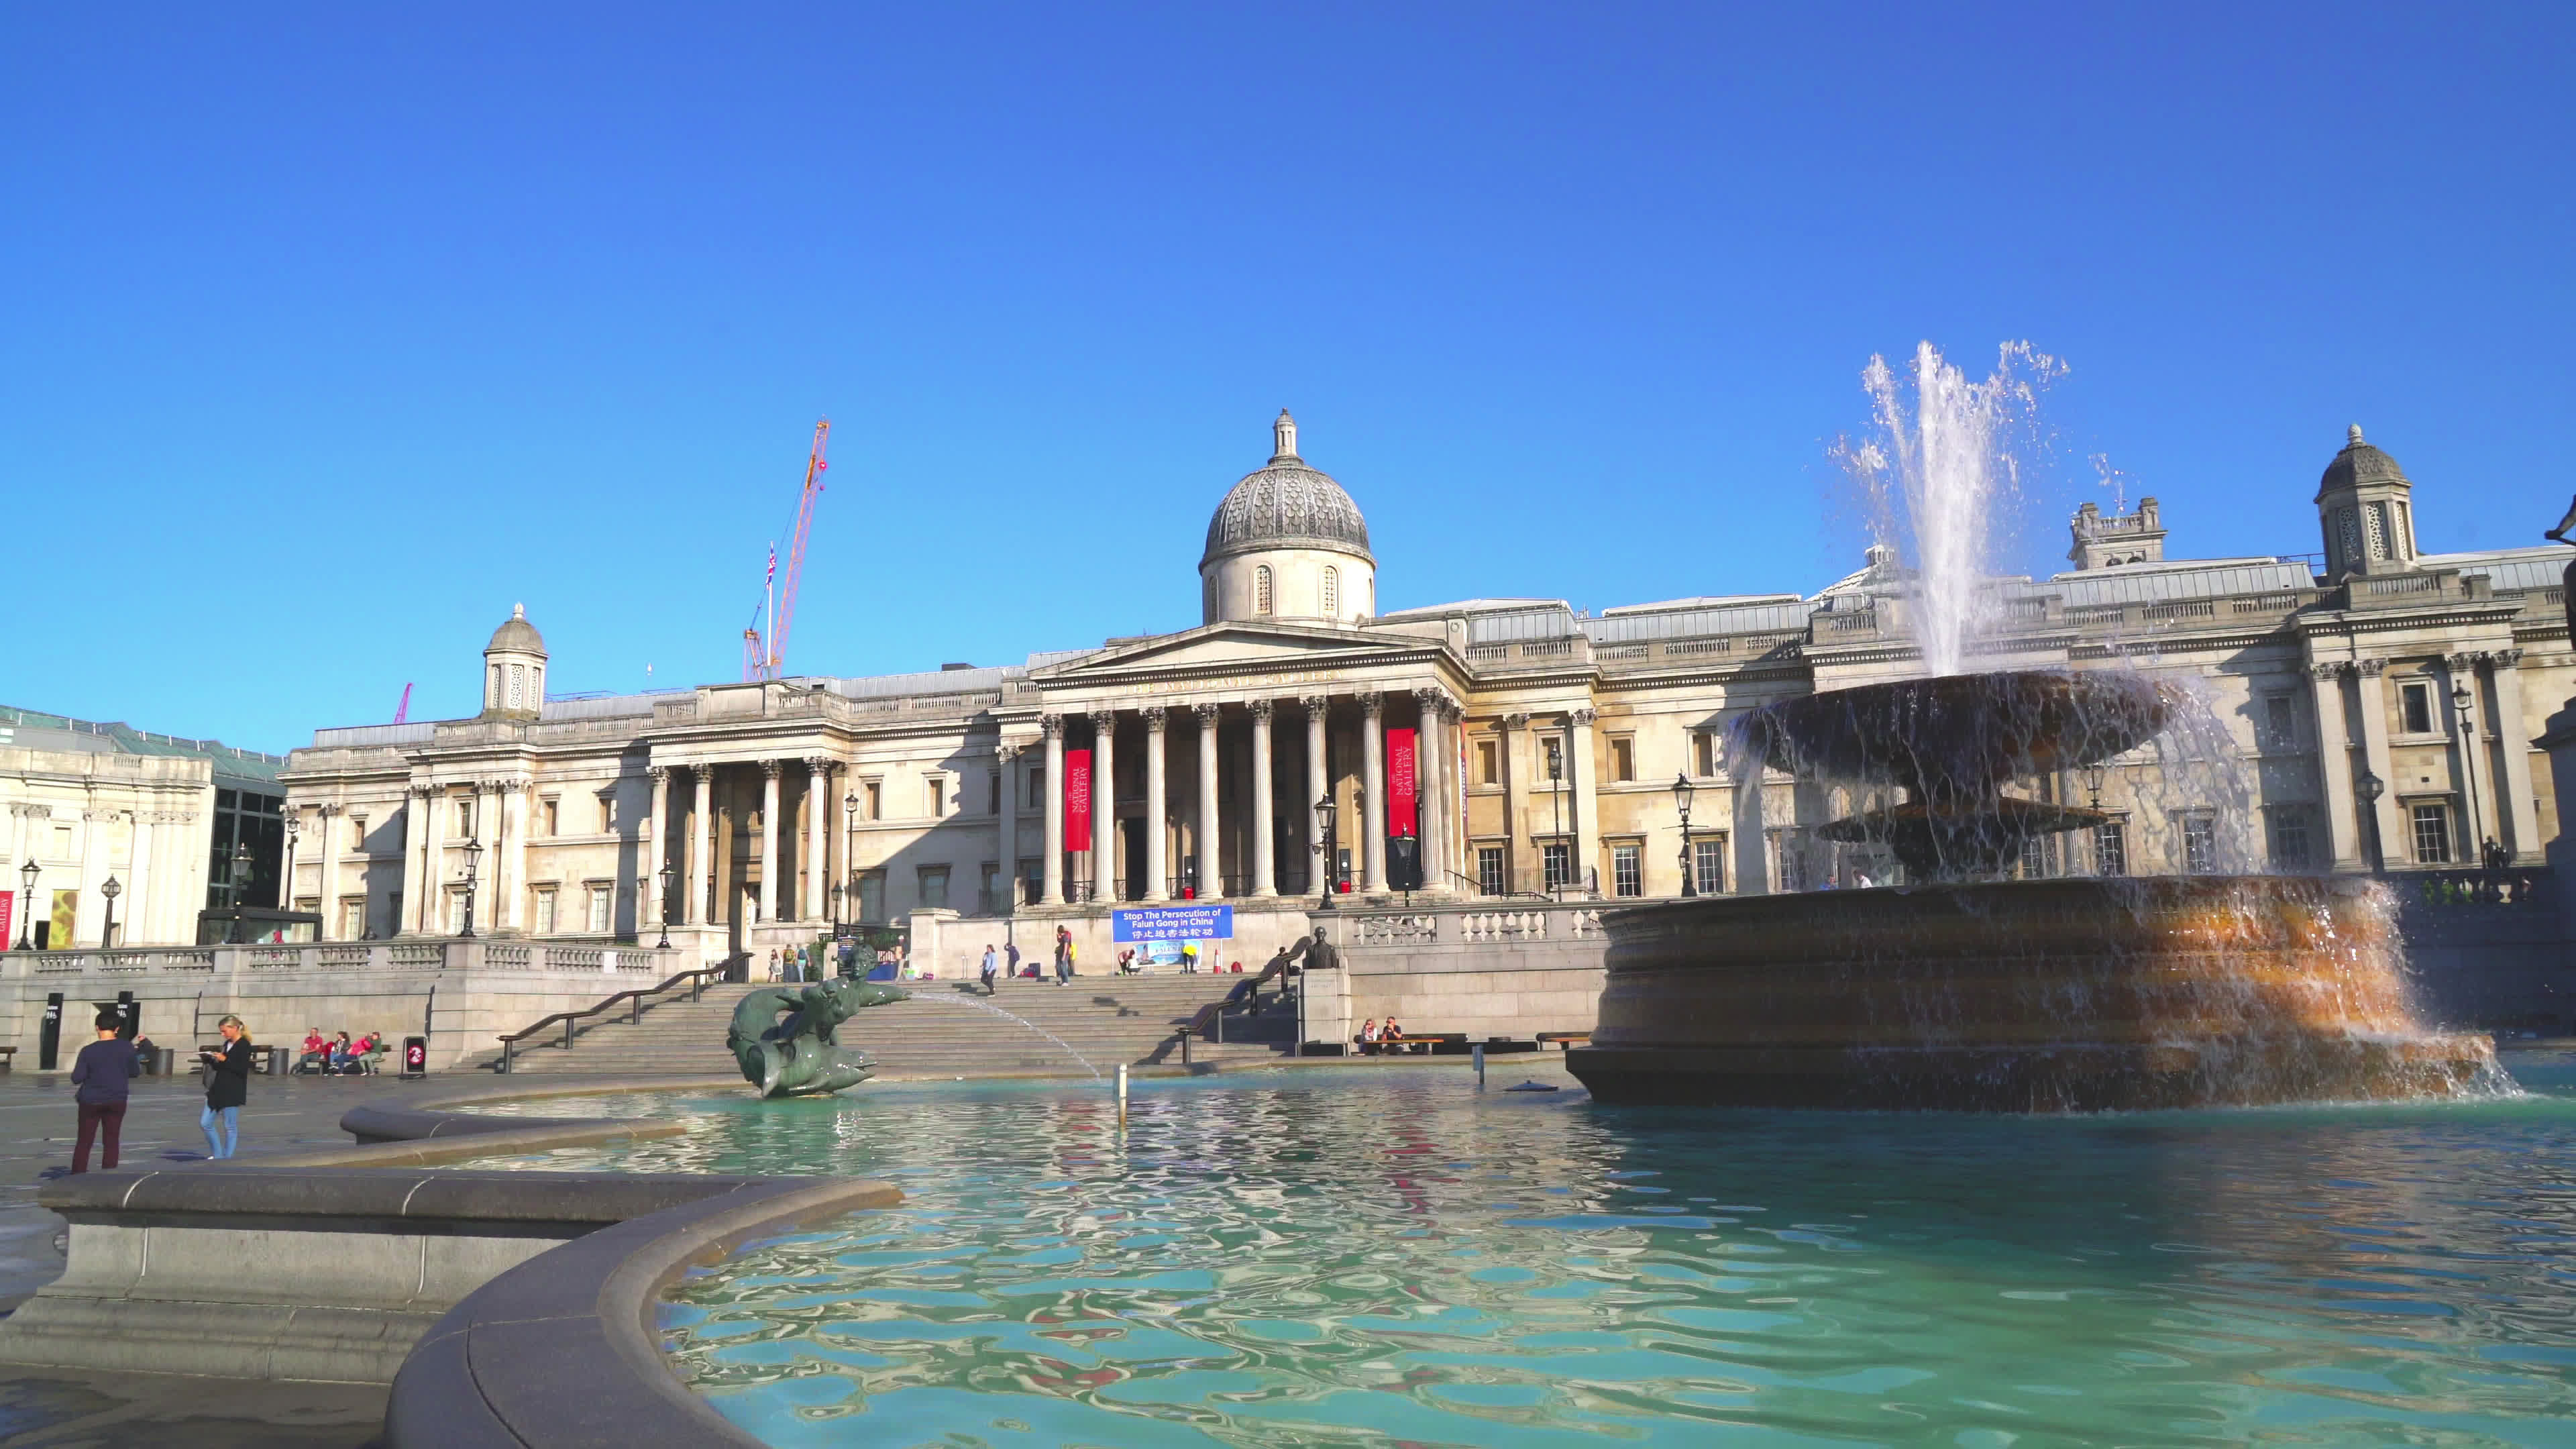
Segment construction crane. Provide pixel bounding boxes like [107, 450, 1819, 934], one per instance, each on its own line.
[392, 682, 414, 724]
[742, 419, 831, 682]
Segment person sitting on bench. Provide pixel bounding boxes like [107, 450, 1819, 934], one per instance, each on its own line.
[1382, 1018, 1409, 1054]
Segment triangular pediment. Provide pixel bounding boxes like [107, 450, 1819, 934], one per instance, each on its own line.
[1034, 621, 1442, 686]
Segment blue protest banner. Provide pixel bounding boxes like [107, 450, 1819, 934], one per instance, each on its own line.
[1111, 905, 1235, 943]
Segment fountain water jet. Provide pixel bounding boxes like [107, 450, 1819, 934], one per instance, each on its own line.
[1565, 343, 2502, 1111]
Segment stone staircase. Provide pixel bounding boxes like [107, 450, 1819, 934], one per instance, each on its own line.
[477, 973, 1299, 1077]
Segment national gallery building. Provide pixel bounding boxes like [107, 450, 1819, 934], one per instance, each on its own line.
[280, 413, 2566, 968]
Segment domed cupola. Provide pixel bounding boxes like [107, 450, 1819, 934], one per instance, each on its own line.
[1199, 411, 1377, 625]
[2315, 424, 2418, 581]
[480, 603, 549, 721]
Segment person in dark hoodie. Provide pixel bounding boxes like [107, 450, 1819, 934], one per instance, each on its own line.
[69, 1009, 142, 1173]
[198, 1014, 253, 1159]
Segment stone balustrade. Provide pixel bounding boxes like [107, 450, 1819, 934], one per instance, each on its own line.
[1306, 899, 1613, 1051]
[5, 939, 671, 979]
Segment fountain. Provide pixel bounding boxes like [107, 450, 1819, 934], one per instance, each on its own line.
[1566, 345, 2501, 1111]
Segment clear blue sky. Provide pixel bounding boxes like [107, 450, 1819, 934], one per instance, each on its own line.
[4, 4, 2568, 752]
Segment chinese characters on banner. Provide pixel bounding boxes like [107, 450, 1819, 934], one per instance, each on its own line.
[1063, 748, 1093, 853]
[1387, 727, 1418, 837]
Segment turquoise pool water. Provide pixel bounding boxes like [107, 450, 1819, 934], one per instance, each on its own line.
[490, 1057, 2576, 1445]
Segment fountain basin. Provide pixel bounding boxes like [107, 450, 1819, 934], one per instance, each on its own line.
[1567, 876, 2500, 1111]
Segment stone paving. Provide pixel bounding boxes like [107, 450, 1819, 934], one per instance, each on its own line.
[0, 1067, 464, 1448]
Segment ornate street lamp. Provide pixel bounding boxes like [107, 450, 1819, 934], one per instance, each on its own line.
[231, 841, 254, 908]
[2082, 763, 2108, 809]
[1313, 794, 1339, 912]
[1546, 741, 1565, 899]
[459, 836, 484, 938]
[830, 878, 845, 926]
[655, 861, 676, 949]
[2357, 769, 2387, 875]
[16, 859, 38, 951]
[282, 812, 301, 912]
[98, 875, 121, 949]
[1671, 772, 1697, 897]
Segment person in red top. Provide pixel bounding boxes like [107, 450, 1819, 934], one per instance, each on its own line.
[300, 1028, 329, 1073]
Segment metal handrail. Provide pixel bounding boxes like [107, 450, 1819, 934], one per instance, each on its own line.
[494, 964, 733, 1073]
[1444, 868, 1548, 900]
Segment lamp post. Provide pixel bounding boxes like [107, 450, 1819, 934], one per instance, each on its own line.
[830, 879, 845, 926]
[459, 836, 484, 938]
[2357, 769, 2387, 875]
[1672, 772, 1697, 897]
[656, 862, 675, 949]
[282, 812, 300, 915]
[16, 859, 37, 950]
[2082, 763, 2108, 810]
[2451, 682, 2485, 856]
[97, 875, 120, 949]
[1313, 794, 1339, 912]
[231, 841, 254, 908]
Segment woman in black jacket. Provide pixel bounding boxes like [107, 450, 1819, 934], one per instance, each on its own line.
[199, 1015, 252, 1159]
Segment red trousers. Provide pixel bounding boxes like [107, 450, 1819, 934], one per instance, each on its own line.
[72, 1102, 125, 1173]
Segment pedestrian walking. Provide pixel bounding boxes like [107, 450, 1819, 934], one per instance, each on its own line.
[981, 943, 999, 995]
[1059, 935, 1077, 983]
[1004, 941, 1022, 981]
[69, 1009, 141, 1173]
[199, 1014, 254, 1160]
[768, 947, 782, 982]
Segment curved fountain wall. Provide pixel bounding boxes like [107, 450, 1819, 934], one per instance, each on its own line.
[1569, 875, 2502, 1111]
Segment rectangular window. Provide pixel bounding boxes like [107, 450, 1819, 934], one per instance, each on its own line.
[2094, 821, 2127, 877]
[1694, 733, 1718, 777]
[388, 892, 402, 932]
[1776, 835, 1807, 893]
[1477, 740, 1499, 786]
[1477, 846, 1505, 896]
[2020, 835, 2053, 880]
[457, 800, 474, 836]
[979, 862, 1002, 915]
[1019, 857, 1043, 907]
[988, 771, 1002, 814]
[588, 885, 611, 933]
[1611, 843, 1642, 897]
[598, 796, 615, 833]
[926, 777, 945, 816]
[2411, 803, 2453, 864]
[541, 798, 559, 836]
[347, 816, 367, 853]
[2183, 816, 2218, 874]
[1026, 768, 1046, 810]
[863, 781, 881, 820]
[533, 888, 557, 935]
[917, 865, 951, 910]
[2264, 696, 2298, 750]
[340, 900, 366, 938]
[2270, 810, 2313, 869]
[1693, 836, 1727, 894]
[857, 870, 886, 922]
[1542, 841, 1572, 892]
[2400, 680, 2434, 735]
[445, 890, 466, 934]
[1610, 736, 1636, 783]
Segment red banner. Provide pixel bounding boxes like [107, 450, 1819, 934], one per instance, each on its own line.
[0, 891, 12, 951]
[1387, 728, 1418, 837]
[1063, 748, 1093, 853]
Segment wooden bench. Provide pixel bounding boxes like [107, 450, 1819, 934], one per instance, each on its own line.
[1536, 1032, 1591, 1050]
[0, 1045, 17, 1071]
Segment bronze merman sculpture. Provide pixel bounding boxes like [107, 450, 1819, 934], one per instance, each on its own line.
[727, 977, 909, 1097]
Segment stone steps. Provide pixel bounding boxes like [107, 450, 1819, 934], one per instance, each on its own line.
[480, 977, 1298, 1077]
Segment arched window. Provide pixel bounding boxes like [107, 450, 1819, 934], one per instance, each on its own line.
[1254, 564, 1274, 614]
[488, 664, 502, 707]
[1323, 566, 1340, 616]
[1366, 577, 1374, 616]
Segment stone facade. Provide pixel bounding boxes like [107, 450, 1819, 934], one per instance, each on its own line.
[280, 419, 2569, 977]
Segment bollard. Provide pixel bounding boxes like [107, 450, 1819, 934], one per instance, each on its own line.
[1473, 1042, 1485, 1089]
[1116, 1063, 1129, 1127]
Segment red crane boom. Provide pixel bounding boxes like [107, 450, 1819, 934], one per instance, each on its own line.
[739, 420, 832, 682]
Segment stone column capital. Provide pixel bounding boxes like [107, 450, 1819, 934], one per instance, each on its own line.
[2493, 647, 2525, 667]
[1040, 713, 1065, 739]
[647, 765, 669, 784]
[1250, 698, 1274, 721]
[1143, 706, 1168, 733]
[1192, 702, 1221, 726]
[2357, 658, 2386, 678]
[804, 756, 833, 775]
[1569, 708, 1598, 727]
[1087, 708, 1118, 731]
[315, 802, 343, 818]
[760, 759, 784, 780]
[1499, 712, 1528, 731]
[1359, 690, 1385, 719]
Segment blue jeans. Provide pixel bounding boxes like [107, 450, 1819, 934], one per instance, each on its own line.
[201, 1104, 239, 1159]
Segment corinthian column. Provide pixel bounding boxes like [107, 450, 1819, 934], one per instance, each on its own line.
[1089, 710, 1117, 902]
[1414, 690, 1446, 892]
[996, 742, 1020, 912]
[1040, 716, 1066, 905]
[2489, 650, 2540, 861]
[804, 758, 831, 921]
[1360, 691, 1389, 893]
[1143, 708, 1169, 902]
[1568, 709, 1599, 896]
[2307, 666, 2359, 870]
[645, 766, 669, 933]
[690, 767, 713, 925]
[315, 803, 340, 938]
[502, 782, 529, 932]
[1250, 700, 1277, 896]
[758, 761, 782, 923]
[1302, 696, 1328, 893]
[1195, 702, 1224, 900]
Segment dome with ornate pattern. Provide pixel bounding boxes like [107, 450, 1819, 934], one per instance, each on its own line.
[1201, 411, 1373, 568]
